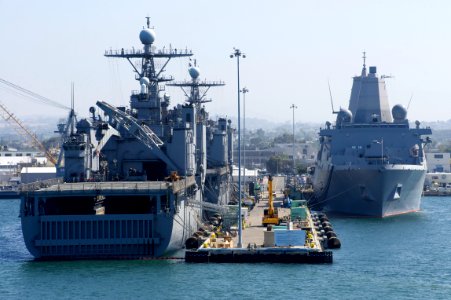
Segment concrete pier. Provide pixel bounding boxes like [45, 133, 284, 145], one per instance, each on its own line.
[236, 189, 290, 247]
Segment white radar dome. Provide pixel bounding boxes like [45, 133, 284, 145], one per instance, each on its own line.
[140, 77, 150, 86]
[188, 67, 200, 79]
[139, 28, 156, 45]
[392, 104, 407, 121]
[337, 108, 352, 123]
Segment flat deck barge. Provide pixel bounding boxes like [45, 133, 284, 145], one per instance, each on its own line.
[186, 180, 339, 263]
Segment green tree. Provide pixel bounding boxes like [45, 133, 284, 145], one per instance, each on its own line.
[266, 155, 291, 174]
[273, 133, 293, 144]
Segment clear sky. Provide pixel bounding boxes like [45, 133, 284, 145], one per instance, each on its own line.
[1, 0, 450, 125]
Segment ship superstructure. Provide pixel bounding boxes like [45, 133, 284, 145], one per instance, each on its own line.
[168, 61, 233, 208]
[20, 19, 231, 259]
[311, 55, 432, 217]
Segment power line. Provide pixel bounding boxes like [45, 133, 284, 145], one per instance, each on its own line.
[0, 77, 70, 110]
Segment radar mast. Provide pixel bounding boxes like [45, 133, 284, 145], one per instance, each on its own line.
[104, 17, 193, 124]
[167, 59, 225, 119]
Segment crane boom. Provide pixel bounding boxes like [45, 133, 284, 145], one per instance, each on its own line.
[262, 175, 279, 226]
[0, 77, 70, 110]
[0, 102, 57, 165]
[96, 100, 178, 171]
[268, 175, 274, 215]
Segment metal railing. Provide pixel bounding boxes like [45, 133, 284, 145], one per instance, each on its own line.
[20, 176, 196, 194]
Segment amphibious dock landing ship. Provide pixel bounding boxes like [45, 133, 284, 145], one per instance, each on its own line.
[20, 19, 232, 259]
[311, 55, 431, 217]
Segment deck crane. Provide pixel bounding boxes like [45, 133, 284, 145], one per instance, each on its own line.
[0, 103, 57, 165]
[262, 175, 280, 226]
[0, 77, 72, 167]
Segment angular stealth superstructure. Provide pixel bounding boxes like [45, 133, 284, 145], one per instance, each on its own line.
[311, 56, 432, 217]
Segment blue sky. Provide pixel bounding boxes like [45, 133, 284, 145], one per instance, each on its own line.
[0, 0, 450, 124]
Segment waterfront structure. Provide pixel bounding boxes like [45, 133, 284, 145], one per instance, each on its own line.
[425, 152, 451, 173]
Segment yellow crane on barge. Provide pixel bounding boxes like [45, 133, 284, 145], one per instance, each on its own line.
[262, 175, 280, 226]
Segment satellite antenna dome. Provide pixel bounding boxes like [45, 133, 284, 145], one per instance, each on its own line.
[140, 84, 147, 94]
[188, 67, 200, 79]
[139, 28, 156, 45]
[337, 108, 353, 124]
[140, 77, 150, 86]
[392, 104, 407, 121]
[164, 93, 171, 101]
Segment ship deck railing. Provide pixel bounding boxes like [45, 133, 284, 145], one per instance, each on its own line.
[321, 122, 432, 131]
[20, 176, 196, 195]
[104, 47, 193, 57]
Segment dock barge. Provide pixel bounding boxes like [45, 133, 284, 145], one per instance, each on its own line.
[185, 179, 340, 263]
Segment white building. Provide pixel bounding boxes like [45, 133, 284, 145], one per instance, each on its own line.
[232, 166, 259, 183]
[426, 152, 451, 173]
[0, 149, 49, 185]
[21, 167, 56, 184]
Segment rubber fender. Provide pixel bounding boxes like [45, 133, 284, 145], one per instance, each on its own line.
[327, 237, 341, 249]
[322, 221, 332, 228]
[185, 236, 200, 249]
[320, 216, 329, 222]
[323, 225, 333, 233]
[326, 231, 337, 239]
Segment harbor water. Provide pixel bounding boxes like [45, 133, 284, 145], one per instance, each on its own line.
[1, 197, 450, 299]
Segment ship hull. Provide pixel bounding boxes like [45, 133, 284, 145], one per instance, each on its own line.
[314, 164, 426, 217]
[204, 167, 231, 206]
[20, 181, 200, 259]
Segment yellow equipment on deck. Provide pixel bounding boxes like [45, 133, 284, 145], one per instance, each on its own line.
[262, 175, 279, 226]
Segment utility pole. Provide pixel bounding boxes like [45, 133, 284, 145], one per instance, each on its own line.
[290, 104, 298, 174]
[230, 48, 245, 248]
[241, 87, 249, 196]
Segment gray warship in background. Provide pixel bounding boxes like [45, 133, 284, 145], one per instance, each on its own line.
[311, 56, 432, 217]
[19, 19, 233, 259]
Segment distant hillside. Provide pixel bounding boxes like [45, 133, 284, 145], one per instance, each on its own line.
[2, 114, 451, 140]
[218, 116, 322, 131]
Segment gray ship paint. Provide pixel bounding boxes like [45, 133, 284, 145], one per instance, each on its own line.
[312, 55, 432, 217]
[20, 19, 232, 259]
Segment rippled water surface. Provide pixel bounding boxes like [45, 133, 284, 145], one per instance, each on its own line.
[1, 198, 450, 299]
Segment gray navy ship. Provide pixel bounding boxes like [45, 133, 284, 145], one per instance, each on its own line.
[311, 55, 432, 217]
[19, 19, 233, 259]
